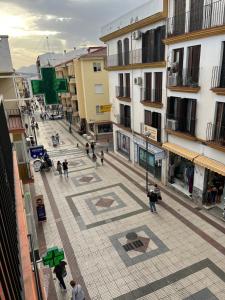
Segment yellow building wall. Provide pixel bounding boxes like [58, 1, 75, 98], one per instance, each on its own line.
[80, 58, 110, 123]
[74, 59, 86, 119]
[0, 78, 17, 100]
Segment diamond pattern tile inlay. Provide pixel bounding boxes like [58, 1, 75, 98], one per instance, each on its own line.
[79, 176, 93, 183]
[126, 236, 150, 253]
[95, 197, 115, 208]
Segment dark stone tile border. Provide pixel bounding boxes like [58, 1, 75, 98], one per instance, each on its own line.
[41, 173, 90, 300]
[184, 288, 218, 300]
[30, 184, 58, 300]
[104, 155, 225, 257]
[65, 183, 149, 231]
[114, 258, 225, 300]
[109, 225, 169, 267]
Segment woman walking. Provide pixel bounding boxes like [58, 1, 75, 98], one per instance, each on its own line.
[92, 153, 97, 169]
[56, 161, 62, 175]
[100, 150, 104, 166]
[85, 143, 89, 155]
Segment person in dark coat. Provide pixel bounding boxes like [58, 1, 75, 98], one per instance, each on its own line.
[90, 142, 95, 153]
[53, 261, 67, 290]
[147, 190, 157, 213]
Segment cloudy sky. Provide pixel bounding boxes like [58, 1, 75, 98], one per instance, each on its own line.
[0, 0, 148, 69]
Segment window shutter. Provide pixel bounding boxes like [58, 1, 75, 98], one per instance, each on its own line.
[190, 99, 197, 135]
[142, 31, 149, 63]
[155, 72, 162, 102]
[149, 29, 155, 62]
[144, 110, 152, 126]
[145, 73, 152, 101]
[120, 104, 124, 124]
[117, 40, 123, 66]
[124, 38, 129, 65]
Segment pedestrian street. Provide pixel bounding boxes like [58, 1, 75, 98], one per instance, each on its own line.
[33, 119, 225, 300]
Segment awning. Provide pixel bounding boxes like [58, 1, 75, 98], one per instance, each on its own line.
[162, 142, 199, 161]
[194, 156, 225, 177]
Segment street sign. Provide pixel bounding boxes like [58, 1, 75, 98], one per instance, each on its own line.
[30, 145, 44, 159]
[96, 104, 112, 113]
[42, 247, 64, 268]
[34, 195, 47, 222]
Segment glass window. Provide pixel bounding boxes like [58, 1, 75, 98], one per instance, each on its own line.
[97, 124, 113, 133]
[95, 84, 104, 94]
[93, 62, 101, 72]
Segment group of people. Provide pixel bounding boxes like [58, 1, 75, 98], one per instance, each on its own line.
[53, 260, 85, 299]
[147, 184, 162, 213]
[57, 159, 69, 177]
[85, 142, 104, 168]
[51, 133, 60, 146]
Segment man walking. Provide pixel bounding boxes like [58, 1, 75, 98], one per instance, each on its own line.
[147, 190, 157, 213]
[63, 159, 69, 177]
[85, 143, 89, 155]
[53, 261, 67, 291]
[90, 141, 95, 154]
[70, 280, 85, 300]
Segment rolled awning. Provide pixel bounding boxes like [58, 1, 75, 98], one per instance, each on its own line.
[194, 155, 225, 177]
[162, 142, 199, 161]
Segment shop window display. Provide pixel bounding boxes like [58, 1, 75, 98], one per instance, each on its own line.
[169, 154, 194, 196]
[204, 171, 225, 206]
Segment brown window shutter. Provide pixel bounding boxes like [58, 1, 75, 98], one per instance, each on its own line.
[144, 110, 152, 126]
[155, 72, 162, 102]
[145, 73, 152, 101]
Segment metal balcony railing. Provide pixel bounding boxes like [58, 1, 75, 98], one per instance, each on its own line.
[116, 86, 131, 98]
[107, 47, 165, 67]
[167, 0, 225, 37]
[211, 66, 225, 88]
[167, 67, 200, 88]
[141, 88, 162, 102]
[6, 109, 24, 131]
[206, 122, 225, 145]
[166, 114, 196, 136]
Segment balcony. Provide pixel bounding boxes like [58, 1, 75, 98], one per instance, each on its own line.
[6, 109, 24, 133]
[166, 0, 225, 42]
[118, 116, 131, 130]
[141, 88, 163, 108]
[166, 115, 197, 140]
[211, 66, 225, 95]
[116, 86, 131, 101]
[107, 48, 165, 69]
[167, 67, 200, 93]
[206, 122, 225, 149]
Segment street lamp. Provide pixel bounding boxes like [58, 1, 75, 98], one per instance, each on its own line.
[144, 131, 151, 192]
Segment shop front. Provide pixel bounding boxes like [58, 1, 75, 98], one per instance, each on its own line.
[163, 142, 199, 198]
[134, 136, 165, 180]
[117, 131, 130, 159]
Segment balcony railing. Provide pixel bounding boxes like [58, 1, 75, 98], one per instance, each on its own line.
[119, 116, 131, 128]
[141, 88, 162, 102]
[206, 122, 225, 145]
[211, 66, 225, 88]
[167, 67, 200, 88]
[166, 114, 196, 136]
[6, 109, 24, 131]
[107, 47, 164, 67]
[116, 86, 131, 98]
[167, 0, 225, 37]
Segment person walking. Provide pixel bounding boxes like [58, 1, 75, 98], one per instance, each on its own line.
[147, 190, 157, 213]
[63, 159, 69, 177]
[57, 161, 62, 175]
[154, 184, 161, 201]
[56, 133, 60, 144]
[90, 141, 95, 154]
[85, 143, 89, 155]
[92, 153, 97, 169]
[53, 261, 67, 291]
[70, 280, 85, 300]
[100, 150, 104, 166]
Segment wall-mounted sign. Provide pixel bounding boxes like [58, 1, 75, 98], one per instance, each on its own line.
[34, 195, 46, 222]
[42, 247, 64, 268]
[96, 104, 112, 113]
[30, 145, 44, 159]
[133, 136, 165, 161]
[143, 124, 158, 142]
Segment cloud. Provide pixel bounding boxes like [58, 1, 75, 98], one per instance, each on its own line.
[1, 0, 148, 68]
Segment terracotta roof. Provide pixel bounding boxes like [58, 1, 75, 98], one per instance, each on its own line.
[80, 47, 107, 59]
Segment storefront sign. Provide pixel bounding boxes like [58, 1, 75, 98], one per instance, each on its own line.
[42, 247, 64, 268]
[96, 104, 112, 113]
[34, 195, 46, 222]
[30, 145, 44, 159]
[133, 136, 165, 161]
[143, 125, 158, 142]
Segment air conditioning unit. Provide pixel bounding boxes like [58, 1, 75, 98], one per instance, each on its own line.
[133, 30, 142, 40]
[168, 73, 178, 86]
[167, 119, 179, 131]
[134, 77, 142, 85]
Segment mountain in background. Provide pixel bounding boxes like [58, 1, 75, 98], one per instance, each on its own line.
[17, 64, 37, 75]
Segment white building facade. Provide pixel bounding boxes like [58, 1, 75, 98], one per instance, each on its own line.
[163, 0, 225, 209]
[101, 0, 225, 211]
[101, 0, 168, 184]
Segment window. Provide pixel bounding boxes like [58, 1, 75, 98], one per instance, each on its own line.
[98, 124, 113, 133]
[117, 40, 123, 66]
[154, 72, 162, 102]
[93, 62, 101, 72]
[123, 38, 129, 65]
[144, 110, 161, 141]
[95, 84, 104, 94]
[187, 45, 201, 86]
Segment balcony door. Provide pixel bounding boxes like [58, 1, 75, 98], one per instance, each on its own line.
[187, 45, 201, 86]
[155, 72, 162, 102]
[124, 38, 129, 65]
[174, 0, 186, 35]
[145, 73, 152, 101]
[152, 112, 161, 142]
[214, 102, 225, 143]
[190, 0, 204, 32]
[220, 42, 225, 88]
[173, 48, 184, 85]
[124, 105, 131, 128]
[117, 40, 123, 66]
[125, 73, 130, 98]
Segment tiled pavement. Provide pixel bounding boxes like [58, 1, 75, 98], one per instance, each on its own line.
[32, 120, 225, 300]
